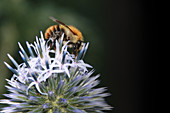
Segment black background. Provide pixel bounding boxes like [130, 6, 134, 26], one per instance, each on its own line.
[102, 0, 155, 113]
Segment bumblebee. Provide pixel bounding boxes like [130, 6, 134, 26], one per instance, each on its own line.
[45, 16, 84, 55]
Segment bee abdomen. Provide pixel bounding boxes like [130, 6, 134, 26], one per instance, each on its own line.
[45, 25, 61, 39]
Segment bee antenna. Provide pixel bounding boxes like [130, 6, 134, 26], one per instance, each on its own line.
[49, 16, 76, 35]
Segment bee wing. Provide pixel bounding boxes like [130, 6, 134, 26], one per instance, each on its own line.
[49, 16, 76, 35]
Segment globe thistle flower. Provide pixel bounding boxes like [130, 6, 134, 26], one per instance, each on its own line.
[0, 31, 112, 113]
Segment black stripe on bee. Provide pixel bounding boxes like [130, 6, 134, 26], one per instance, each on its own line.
[53, 27, 57, 33]
[56, 25, 60, 31]
[50, 30, 54, 36]
[61, 28, 65, 33]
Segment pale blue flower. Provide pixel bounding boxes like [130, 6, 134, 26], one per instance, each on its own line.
[0, 31, 112, 113]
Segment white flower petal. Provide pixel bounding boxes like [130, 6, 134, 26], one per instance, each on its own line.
[26, 82, 36, 95]
[35, 83, 47, 95]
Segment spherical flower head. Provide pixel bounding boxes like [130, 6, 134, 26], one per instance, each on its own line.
[0, 31, 112, 113]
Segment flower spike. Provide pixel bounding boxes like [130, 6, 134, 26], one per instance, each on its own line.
[18, 42, 29, 60]
[26, 41, 35, 58]
[4, 62, 19, 76]
[7, 54, 19, 68]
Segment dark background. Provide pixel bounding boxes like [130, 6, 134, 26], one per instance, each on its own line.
[0, 0, 155, 113]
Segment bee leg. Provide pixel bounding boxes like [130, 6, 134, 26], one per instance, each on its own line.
[49, 42, 53, 49]
[53, 40, 56, 50]
[76, 49, 79, 56]
[54, 46, 56, 51]
[74, 49, 79, 57]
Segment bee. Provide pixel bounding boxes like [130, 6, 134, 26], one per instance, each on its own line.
[45, 16, 84, 55]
